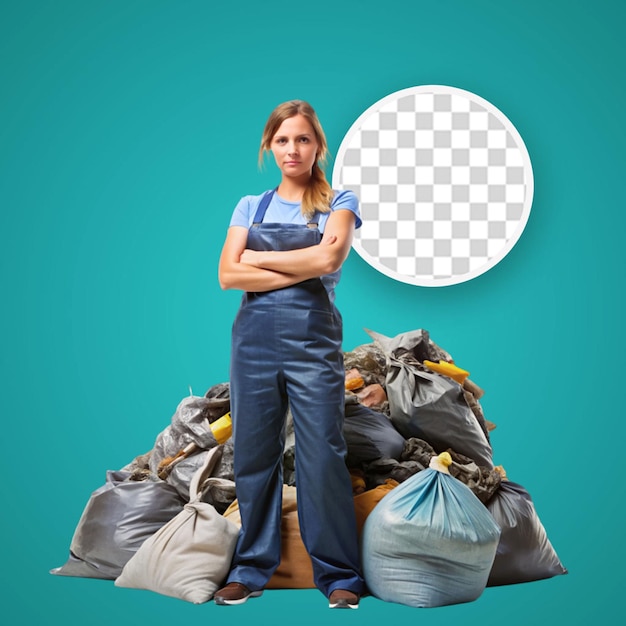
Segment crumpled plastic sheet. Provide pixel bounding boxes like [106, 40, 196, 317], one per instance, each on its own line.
[362, 437, 436, 488]
[400, 437, 437, 468]
[444, 448, 502, 504]
[363, 457, 424, 488]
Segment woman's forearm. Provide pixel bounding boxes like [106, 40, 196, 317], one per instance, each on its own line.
[243, 243, 339, 277]
[218, 261, 310, 292]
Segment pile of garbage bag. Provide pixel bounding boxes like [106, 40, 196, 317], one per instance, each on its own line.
[52, 327, 567, 607]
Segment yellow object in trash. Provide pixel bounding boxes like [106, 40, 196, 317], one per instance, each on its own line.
[438, 451, 452, 467]
[429, 451, 453, 474]
[210, 412, 232, 444]
[423, 359, 470, 384]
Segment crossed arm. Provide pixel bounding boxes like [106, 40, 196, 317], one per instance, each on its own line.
[218, 209, 356, 292]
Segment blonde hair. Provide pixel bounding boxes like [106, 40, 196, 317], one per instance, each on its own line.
[259, 100, 333, 219]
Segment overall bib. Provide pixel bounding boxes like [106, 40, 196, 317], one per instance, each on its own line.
[227, 191, 364, 597]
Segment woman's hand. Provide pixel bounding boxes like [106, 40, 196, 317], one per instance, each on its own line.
[239, 248, 262, 267]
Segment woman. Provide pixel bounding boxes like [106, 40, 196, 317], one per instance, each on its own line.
[215, 100, 365, 609]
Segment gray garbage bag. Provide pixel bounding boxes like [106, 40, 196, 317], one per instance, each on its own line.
[343, 396, 406, 467]
[369, 328, 493, 468]
[149, 394, 220, 477]
[487, 480, 567, 586]
[51, 471, 185, 579]
[166, 440, 236, 513]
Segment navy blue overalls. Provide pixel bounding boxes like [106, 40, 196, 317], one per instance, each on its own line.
[226, 190, 364, 597]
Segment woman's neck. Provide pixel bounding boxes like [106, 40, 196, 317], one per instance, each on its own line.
[277, 175, 310, 202]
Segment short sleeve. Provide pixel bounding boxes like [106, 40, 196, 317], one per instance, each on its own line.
[229, 196, 254, 229]
[331, 189, 362, 229]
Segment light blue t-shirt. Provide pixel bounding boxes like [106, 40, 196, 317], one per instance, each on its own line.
[229, 189, 362, 232]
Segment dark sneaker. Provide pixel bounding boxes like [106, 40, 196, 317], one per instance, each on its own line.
[214, 582, 263, 605]
[328, 589, 360, 609]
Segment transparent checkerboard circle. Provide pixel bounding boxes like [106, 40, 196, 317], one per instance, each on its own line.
[332, 85, 534, 287]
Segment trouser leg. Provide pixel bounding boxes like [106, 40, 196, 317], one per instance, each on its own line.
[286, 354, 365, 597]
[227, 312, 287, 590]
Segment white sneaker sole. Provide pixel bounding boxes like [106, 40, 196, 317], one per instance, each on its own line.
[215, 590, 263, 605]
[329, 600, 359, 609]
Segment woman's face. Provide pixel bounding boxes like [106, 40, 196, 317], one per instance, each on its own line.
[270, 114, 319, 180]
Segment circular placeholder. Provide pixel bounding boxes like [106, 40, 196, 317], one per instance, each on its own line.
[332, 85, 534, 287]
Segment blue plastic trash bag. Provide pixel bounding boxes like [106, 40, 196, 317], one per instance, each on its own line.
[362, 453, 501, 608]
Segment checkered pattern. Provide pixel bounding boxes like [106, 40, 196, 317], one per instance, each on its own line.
[332, 86, 533, 286]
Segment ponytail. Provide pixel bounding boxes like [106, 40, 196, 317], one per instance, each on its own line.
[301, 161, 333, 220]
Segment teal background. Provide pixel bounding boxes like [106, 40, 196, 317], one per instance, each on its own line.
[1, 0, 623, 623]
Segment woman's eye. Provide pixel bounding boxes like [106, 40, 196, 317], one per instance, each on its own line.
[300, 137, 309, 143]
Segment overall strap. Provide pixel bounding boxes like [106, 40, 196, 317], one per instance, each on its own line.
[252, 188, 320, 228]
[252, 190, 275, 225]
